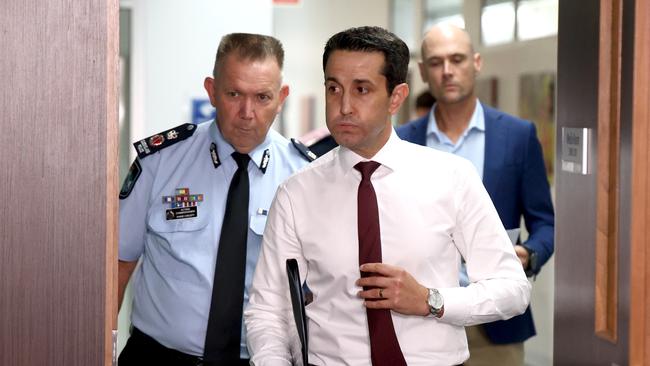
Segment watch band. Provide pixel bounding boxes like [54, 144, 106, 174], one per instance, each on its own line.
[522, 244, 538, 277]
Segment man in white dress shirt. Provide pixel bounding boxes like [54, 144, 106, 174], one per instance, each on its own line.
[244, 26, 530, 366]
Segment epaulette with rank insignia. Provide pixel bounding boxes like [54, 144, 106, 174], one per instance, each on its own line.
[133, 123, 197, 159]
[291, 138, 317, 162]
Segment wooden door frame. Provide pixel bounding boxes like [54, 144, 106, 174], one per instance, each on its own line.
[630, 0, 650, 364]
[105, 0, 120, 365]
[595, 0, 622, 342]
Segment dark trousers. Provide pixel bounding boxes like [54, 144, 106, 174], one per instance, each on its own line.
[119, 327, 250, 366]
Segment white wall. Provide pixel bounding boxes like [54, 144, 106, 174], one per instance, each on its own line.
[118, 0, 273, 354]
[272, 0, 390, 138]
[127, 0, 273, 144]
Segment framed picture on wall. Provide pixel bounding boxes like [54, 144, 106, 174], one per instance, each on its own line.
[518, 72, 556, 182]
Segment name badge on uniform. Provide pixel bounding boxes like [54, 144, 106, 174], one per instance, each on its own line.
[163, 187, 204, 220]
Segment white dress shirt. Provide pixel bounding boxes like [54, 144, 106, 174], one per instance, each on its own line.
[244, 130, 531, 366]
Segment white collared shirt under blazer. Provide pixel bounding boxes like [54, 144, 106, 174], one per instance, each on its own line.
[245, 130, 531, 366]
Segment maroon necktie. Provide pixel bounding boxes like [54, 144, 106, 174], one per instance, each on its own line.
[355, 161, 407, 366]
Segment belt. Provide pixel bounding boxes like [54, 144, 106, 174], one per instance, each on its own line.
[129, 327, 250, 366]
[130, 327, 204, 365]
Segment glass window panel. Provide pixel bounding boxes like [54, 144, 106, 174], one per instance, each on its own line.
[481, 0, 515, 46]
[392, 0, 417, 49]
[423, 14, 465, 32]
[517, 0, 558, 41]
[422, 0, 464, 33]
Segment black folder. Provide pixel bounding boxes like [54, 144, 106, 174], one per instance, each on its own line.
[286, 258, 308, 366]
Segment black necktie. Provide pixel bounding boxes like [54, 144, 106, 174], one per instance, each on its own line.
[355, 161, 407, 366]
[204, 152, 250, 364]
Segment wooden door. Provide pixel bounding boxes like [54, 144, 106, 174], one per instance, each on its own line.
[0, 0, 119, 365]
[555, 0, 649, 364]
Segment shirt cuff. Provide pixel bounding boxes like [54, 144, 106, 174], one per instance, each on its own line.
[436, 287, 471, 325]
[249, 356, 293, 366]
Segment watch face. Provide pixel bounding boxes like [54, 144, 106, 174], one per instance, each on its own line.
[428, 289, 443, 309]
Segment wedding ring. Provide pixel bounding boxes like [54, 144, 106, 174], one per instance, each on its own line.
[379, 288, 384, 298]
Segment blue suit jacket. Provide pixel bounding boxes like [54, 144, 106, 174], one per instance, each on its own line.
[396, 105, 554, 344]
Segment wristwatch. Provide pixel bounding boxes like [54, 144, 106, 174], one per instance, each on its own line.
[427, 288, 444, 318]
[521, 245, 538, 277]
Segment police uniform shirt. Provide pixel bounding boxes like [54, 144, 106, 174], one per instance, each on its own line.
[119, 120, 309, 357]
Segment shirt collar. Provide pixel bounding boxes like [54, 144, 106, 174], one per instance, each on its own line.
[209, 120, 272, 173]
[427, 100, 485, 142]
[336, 127, 400, 177]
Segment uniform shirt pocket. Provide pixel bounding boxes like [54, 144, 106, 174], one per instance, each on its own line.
[147, 205, 211, 233]
[145, 206, 213, 283]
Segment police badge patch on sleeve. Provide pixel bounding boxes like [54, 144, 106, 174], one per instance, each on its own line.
[133, 123, 197, 159]
[119, 159, 142, 200]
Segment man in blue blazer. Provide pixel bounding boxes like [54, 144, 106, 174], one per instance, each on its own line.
[397, 24, 554, 366]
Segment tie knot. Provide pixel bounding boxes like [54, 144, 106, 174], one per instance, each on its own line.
[231, 152, 250, 169]
[354, 161, 381, 180]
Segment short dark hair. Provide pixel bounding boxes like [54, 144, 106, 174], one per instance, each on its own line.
[322, 26, 410, 93]
[213, 33, 284, 78]
[415, 90, 436, 109]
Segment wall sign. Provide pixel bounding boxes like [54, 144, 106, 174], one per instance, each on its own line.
[191, 98, 216, 124]
[561, 127, 592, 175]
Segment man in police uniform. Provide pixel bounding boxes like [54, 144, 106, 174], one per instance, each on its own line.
[117, 33, 314, 366]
